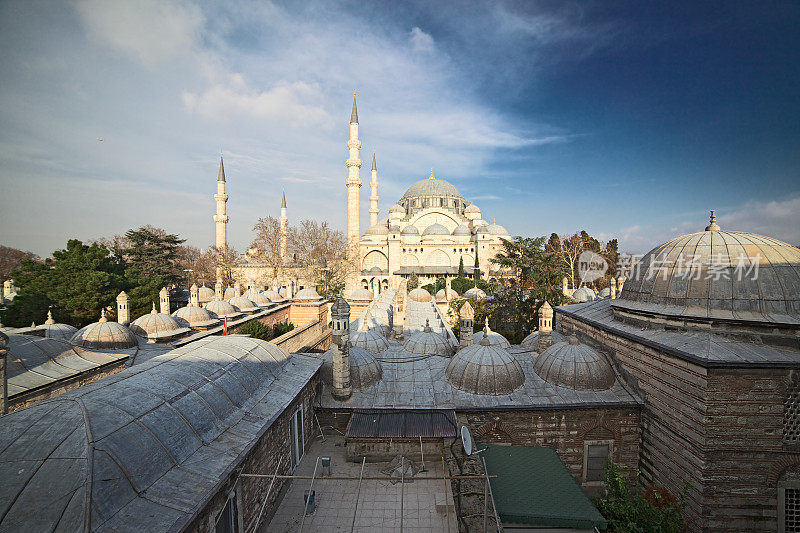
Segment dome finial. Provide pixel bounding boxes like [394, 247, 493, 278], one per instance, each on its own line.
[429, 167, 434, 180]
[99, 308, 108, 323]
[45, 309, 55, 325]
[705, 210, 721, 231]
[151, 302, 157, 314]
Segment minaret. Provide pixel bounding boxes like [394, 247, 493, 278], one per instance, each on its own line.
[280, 189, 288, 259]
[368, 151, 379, 228]
[214, 154, 229, 281]
[345, 94, 362, 258]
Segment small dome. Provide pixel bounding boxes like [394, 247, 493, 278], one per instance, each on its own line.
[403, 322, 453, 357]
[446, 336, 524, 395]
[39, 313, 78, 340]
[464, 203, 481, 214]
[598, 288, 612, 299]
[71, 312, 138, 350]
[228, 296, 260, 313]
[197, 286, 215, 302]
[488, 223, 508, 235]
[243, 288, 261, 299]
[452, 224, 472, 236]
[251, 292, 273, 307]
[422, 223, 450, 236]
[472, 321, 510, 348]
[365, 223, 389, 236]
[223, 287, 237, 300]
[389, 204, 405, 214]
[350, 324, 390, 354]
[205, 300, 242, 319]
[475, 225, 490, 234]
[389, 225, 401, 233]
[571, 287, 596, 303]
[130, 306, 190, 340]
[464, 287, 487, 300]
[348, 288, 374, 302]
[533, 336, 615, 391]
[262, 289, 284, 302]
[295, 288, 322, 301]
[172, 305, 219, 329]
[401, 225, 420, 235]
[436, 287, 460, 301]
[521, 330, 565, 350]
[321, 345, 382, 391]
[408, 288, 433, 302]
[402, 176, 463, 200]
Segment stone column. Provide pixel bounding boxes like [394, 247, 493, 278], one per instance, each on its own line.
[116, 291, 130, 326]
[330, 297, 352, 400]
[537, 301, 554, 353]
[459, 300, 474, 349]
[159, 287, 170, 314]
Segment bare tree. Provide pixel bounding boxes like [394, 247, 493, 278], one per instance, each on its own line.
[250, 216, 284, 276]
[0, 245, 40, 280]
[288, 220, 351, 297]
[185, 244, 241, 287]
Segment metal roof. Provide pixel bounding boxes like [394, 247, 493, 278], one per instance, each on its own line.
[0, 336, 321, 532]
[347, 409, 458, 438]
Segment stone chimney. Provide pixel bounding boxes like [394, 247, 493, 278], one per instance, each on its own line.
[3, 279, 14, 299]
[610, 277, 617, 299]
[617, 275, 626, 294]
[234, 281, 241, 298]
[215, 280, 223, 300]
[116, 291, 130, 326]
[1, 331, 8, 415]
[459, 300, 474, 348]
[190, 283, 199, 307]
[159, 287, 170, 314]
[330, 297, 352, 400]
[537, 301, 554, 352]
[562, 276, 570, 296]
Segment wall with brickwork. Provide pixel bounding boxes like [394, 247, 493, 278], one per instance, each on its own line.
[560, 311, 798, 532]
[289, 302, 328, 327]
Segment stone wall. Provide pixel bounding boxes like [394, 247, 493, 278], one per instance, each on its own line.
[187, 374, 320, 533]
[272, 319, 331, 353]
[346, 438, 446, 463]
[289, 301, 328, 327]
[560, 312, 796, 532]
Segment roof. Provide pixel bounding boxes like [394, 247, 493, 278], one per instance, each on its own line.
[350, 94, 358, 123]
[559, 299, 800, 368]
[347, 409, 458, 438]
[217, 153, 225, 182]
[401, 176, 463, 200]
[0, 336, 321, 532]
[482, 444, 607, 530]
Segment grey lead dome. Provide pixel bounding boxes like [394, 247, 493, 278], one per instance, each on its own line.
[445, 339, 525, 395]
[533, 336, 615, 391]
[401, 177, 463, 200]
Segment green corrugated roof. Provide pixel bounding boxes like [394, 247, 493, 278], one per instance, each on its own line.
[481, 444, 607, 530]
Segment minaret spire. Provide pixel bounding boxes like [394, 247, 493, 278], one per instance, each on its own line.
[213, 153, 229, 281]
[345, 93, 363, 262]
[279, 189, 288, 259]
[369, 150, 379, 227]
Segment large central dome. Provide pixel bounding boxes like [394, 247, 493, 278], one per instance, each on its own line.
[401, 175, 463, 200]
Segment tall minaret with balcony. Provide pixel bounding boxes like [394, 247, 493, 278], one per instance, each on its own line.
[214, 154, 229, 280]
[279, 189, 288, 259]
[345, 94, 362, 259]
[368, 151, 379, 227]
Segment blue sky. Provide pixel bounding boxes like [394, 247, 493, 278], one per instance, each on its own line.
[1, 0, 798, 257]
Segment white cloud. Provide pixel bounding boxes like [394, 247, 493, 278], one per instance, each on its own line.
[410, 27, 435, 53]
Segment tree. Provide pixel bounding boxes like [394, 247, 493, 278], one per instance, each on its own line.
[0, 245, 40, 281]
[408, 272, 419, 290]
[0, 240, 126, 327]
[183, 244, 241, 287]
[490, 236, 569, 337]
[473, 252, 480, 286]
[250, 215, 284, 277]
[547, 233, 584, 290]
[458, 256, 465, 278]
[289, 219, 350, 297]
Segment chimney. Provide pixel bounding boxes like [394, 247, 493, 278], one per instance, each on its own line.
[159, 287, 170, 314]
[537, 301, 554, 353]
[215, 280, 223, 300]
[234, 281, 241, 298]
[330, 297, 352, 400]
[610, 277, 617, 299]
[116, 291, 130, 326]
[459, 300, 474, 348]
[190, 284, 199, 307]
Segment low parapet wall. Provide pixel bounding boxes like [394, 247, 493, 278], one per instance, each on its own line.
[272, 318, 331, 353]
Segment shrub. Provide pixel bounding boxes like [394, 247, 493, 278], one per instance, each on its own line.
[272, 321, 294, 338]
[238, 320, 270, 341]
[421, 283, 436, 295]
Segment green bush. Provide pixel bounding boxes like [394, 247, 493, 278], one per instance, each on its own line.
[238, 320, 271, 341]
[421, 283, 436, 295]
[272, 321, 295, 338]
[408, 272, 419, 290]
[593, 462, 688, 533]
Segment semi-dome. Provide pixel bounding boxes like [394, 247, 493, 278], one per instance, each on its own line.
[389, 203, 405, 215]
[521, 330, 566, 350]
[130, 305, 191, 340]
[365, 223, 389, 236]
[533, 336, 615, 391]
[71, 310, 138, 350]
[445, 332, 525, 395]
[321, 345, 382, 391]
[571, 287, 596, 303]
[476, 225, 490, 234]
[204, 299, 242, 319]
[408, 288, 433, 302]
[348, 288, 374, 301]
[401, 225, 420, 235]
[401, 176, 463, 200]
[403, 320, 454, 357]
[350, 320, 390, 353]
[488, 223, 508, 235]
[613, 211, 800, 328]
[262, 289, 284, 302]
[172, 304, 219, 329]
[422, 223, 450, 236]
[472, 319, 511, 348]
[436, 287, 460, 301]
[464, 203, 481, 214]
[198, 285, 215, 302]
[228, 296, 260, 313]
[464, 287, 487, 300]
[295, 287, 322, 301]
[452, 224, 472, 236]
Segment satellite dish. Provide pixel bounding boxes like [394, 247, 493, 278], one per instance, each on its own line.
[461, 425, 473, 456]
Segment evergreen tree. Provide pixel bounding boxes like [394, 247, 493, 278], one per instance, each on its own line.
[458, 257, 465, 278]
[408, 272, 419, 290]
[473, 251, 481, 287]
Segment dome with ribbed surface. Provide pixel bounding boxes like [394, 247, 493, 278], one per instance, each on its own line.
[464, 287, 487, 300]
[464, 203, 481, 214]
[71, 311, 138, 350]
[488, 223, 508, 235]
[198, 285, 215, 302]
[295, 288, 322, 301]
[446, 335, 524, 395]
[223, 287, 237, 300]
[408, 288, 433, 302]
[130, 306, 191, 340]
[403, 322, 454, 357]
[205, 299, 242, 319]
[571, 287, 596, 303]
[251, 292, 273, 307]
[172, 304, 219, 329]
[390, 203, 405, 214]
[262, 289, 284, 302]
[472, 321, 510, 348]
[452, 224, 472, 236]
[476, 225, 490, 234]
[401, 225, 420, 235]
[40, 313, 78, 340]
[348, 288, 374, 301]
[402, 177, 463, 200]
[365, 223, 389, 236]
[521, 330, 566, 350]
[613, 213, 800, 326]
[228, 296, 259, 313]
[350, 325, 390, 354]
[436, 287, 459, 301]
[321, 345, 382, 391]
[422, 223, 450, 236]
[533, 336, 615, 391]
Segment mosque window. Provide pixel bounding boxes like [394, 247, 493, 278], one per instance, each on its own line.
[584, 441, 612, 483]
[784, 380, 800, 443]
